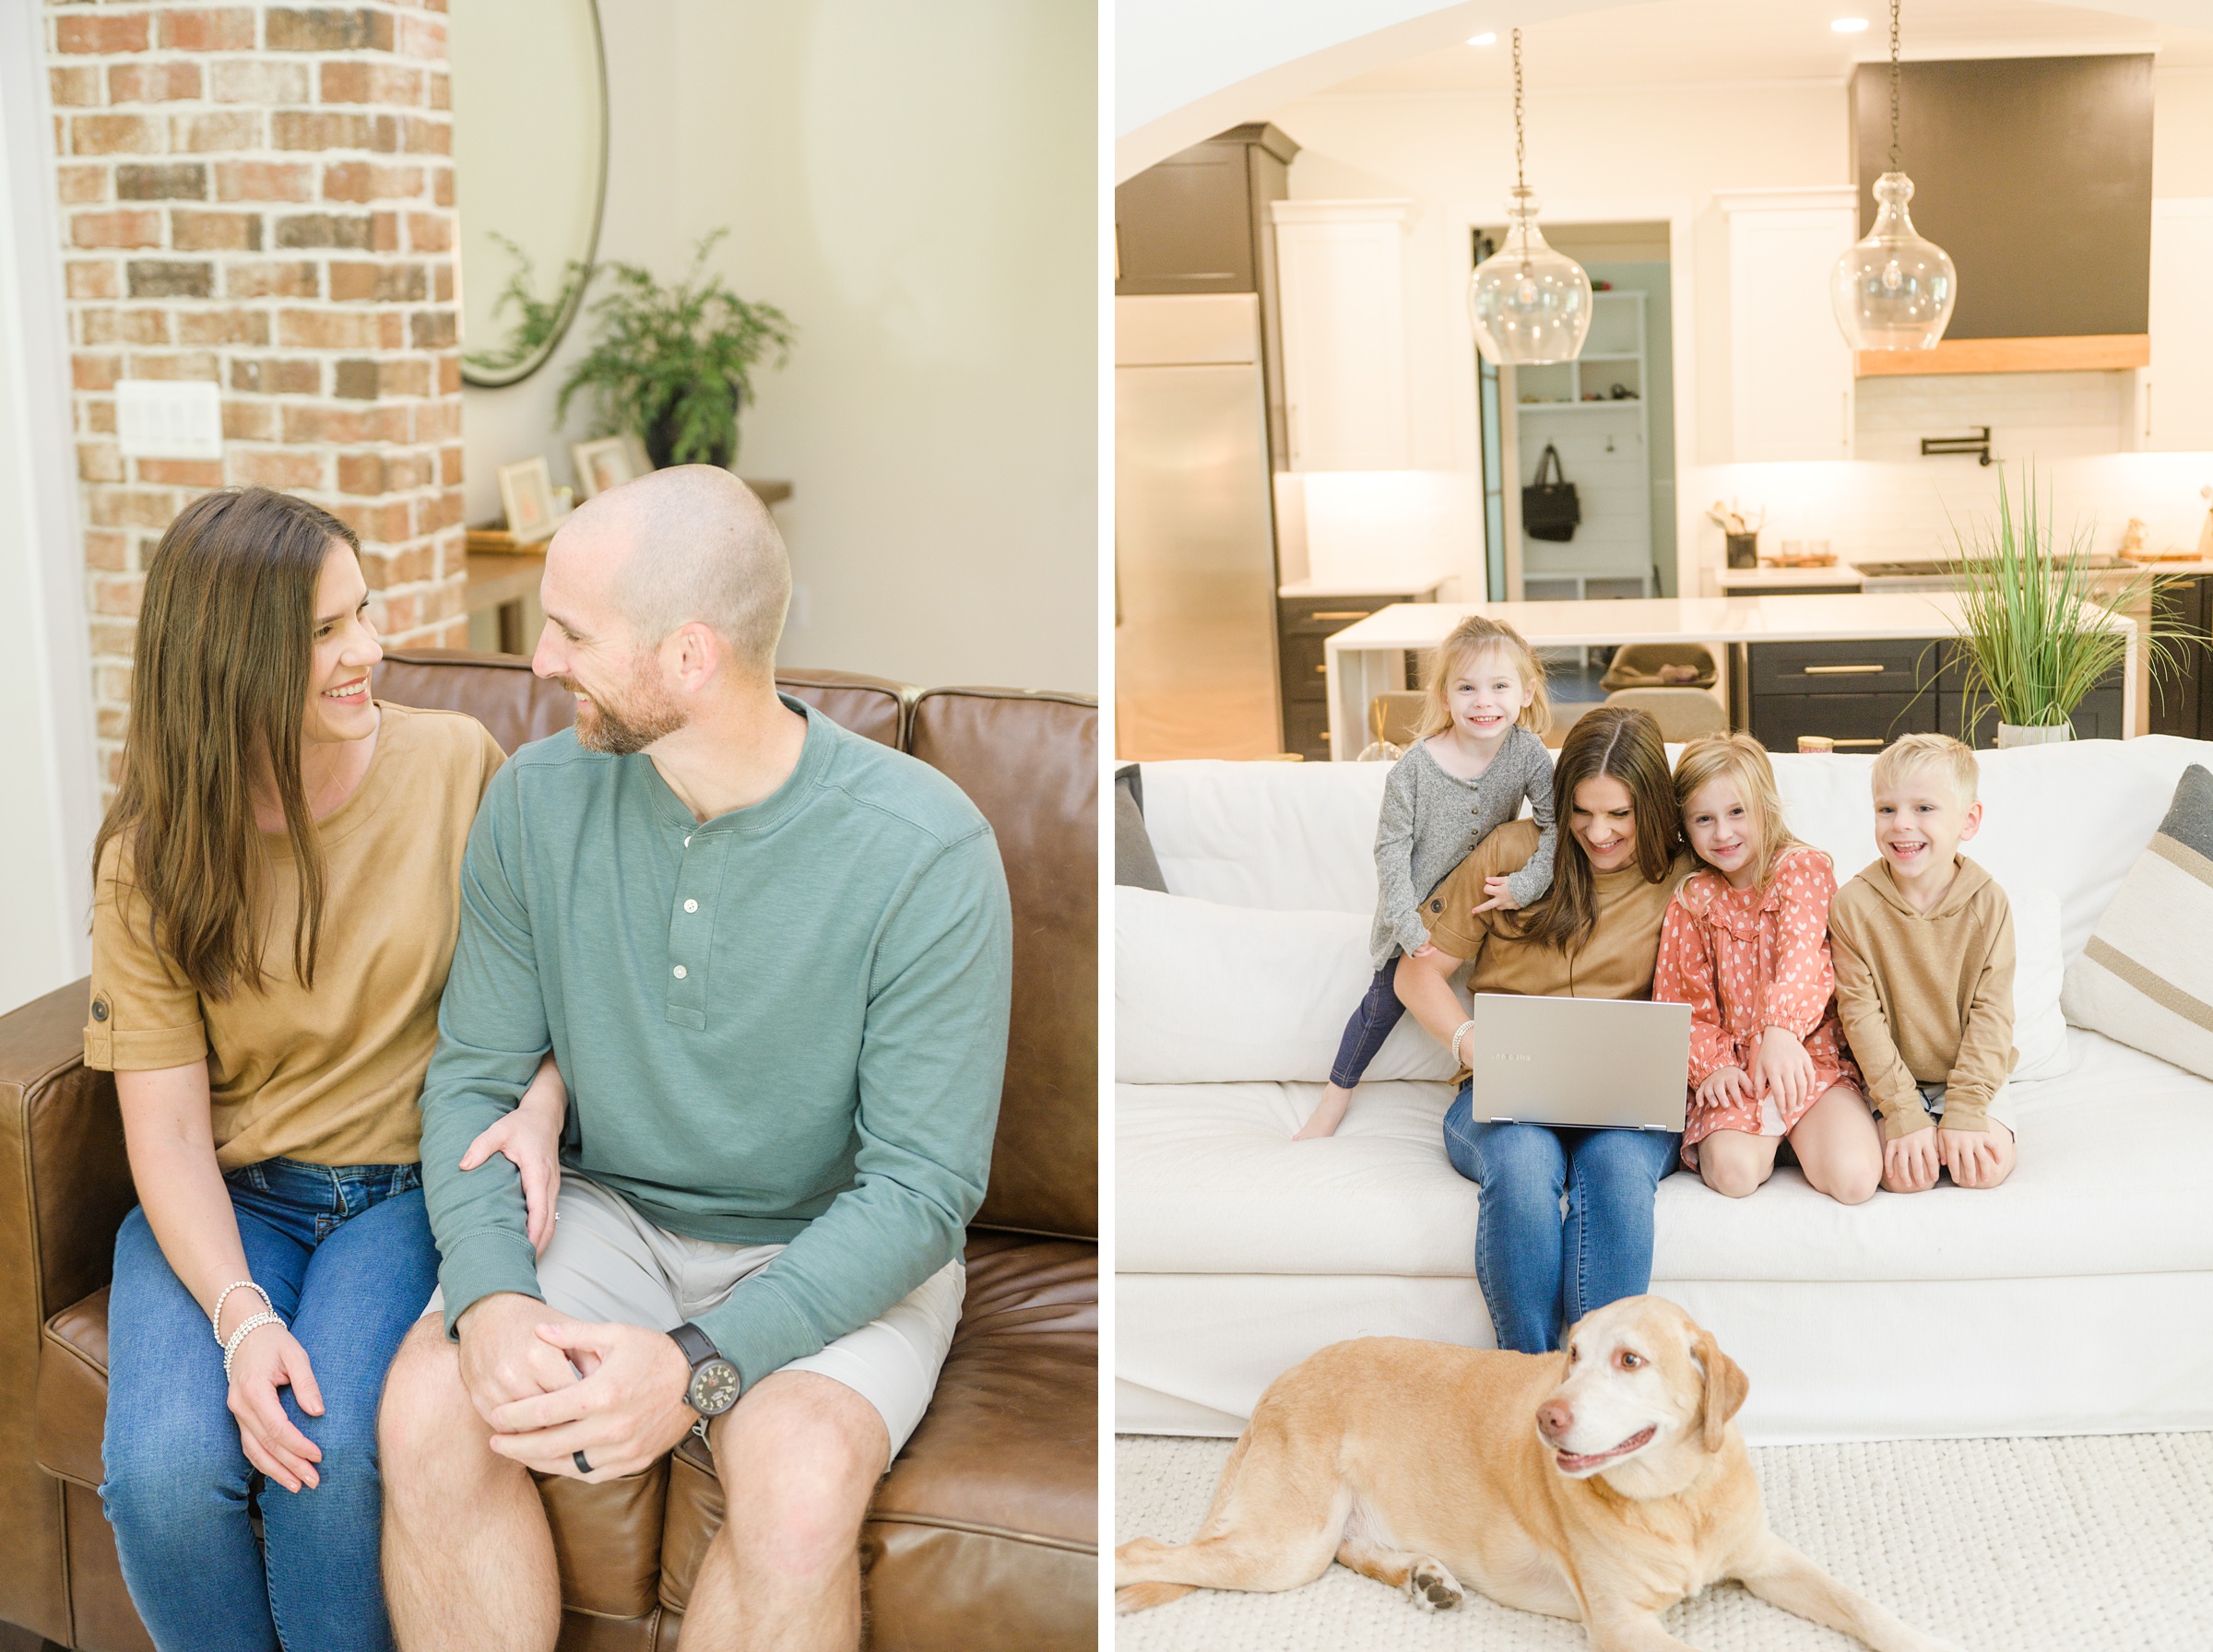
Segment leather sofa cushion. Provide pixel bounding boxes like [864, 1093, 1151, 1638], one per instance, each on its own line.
[659, 1235, 1095, 1622]
[35, 1237, 1095, 1639]
[909, 690, 1098, 1241]
[371, 650, 910, 754]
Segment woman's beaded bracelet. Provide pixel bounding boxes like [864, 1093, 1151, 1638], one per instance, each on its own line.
[221, 1311, 283, 1381]
[209, 1280, 272, 1343]
[1450, 1019, 1477, 1068]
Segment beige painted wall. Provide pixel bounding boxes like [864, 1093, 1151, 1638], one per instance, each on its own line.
[462, 0, 1097, 695]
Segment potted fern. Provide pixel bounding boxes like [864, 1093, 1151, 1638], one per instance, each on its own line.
[1949, 466, 2175, 746]
[555, 230, 795, 470]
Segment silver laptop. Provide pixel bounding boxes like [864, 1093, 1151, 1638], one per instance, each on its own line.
[1462, 994, 1690, 1132]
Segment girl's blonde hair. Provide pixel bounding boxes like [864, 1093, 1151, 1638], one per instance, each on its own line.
[1672, 731, 1807, 891]
[1414, 616, 1551, 742]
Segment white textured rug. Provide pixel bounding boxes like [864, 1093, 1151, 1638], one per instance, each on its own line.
[1115, 1432, 2213, 1651]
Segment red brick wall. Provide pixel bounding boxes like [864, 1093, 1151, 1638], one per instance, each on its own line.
[45, 2, 466, 779]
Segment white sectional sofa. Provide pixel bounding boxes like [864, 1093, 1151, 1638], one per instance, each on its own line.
[1116, 736, 2213, 1446]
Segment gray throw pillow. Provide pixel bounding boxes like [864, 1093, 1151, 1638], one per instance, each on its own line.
[1115, 764, 1168, 892]
[2061, 763, 2213, 1080]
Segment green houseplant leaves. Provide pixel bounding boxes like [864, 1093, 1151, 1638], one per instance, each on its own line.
[555, 230, 796, 469]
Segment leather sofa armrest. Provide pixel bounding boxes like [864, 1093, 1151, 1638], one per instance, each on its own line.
[0, 980, 138, 1325]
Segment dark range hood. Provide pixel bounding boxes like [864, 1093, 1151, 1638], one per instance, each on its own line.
[1849, 53, 2153, 376]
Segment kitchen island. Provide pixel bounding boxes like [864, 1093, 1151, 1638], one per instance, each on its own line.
[1321, 593, 2139, 759]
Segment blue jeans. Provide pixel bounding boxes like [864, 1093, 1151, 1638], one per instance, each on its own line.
[1330, 956, 1405, 1088]
[102, 1158, 438, 1652]
[1442, 1084, 1679, 1354]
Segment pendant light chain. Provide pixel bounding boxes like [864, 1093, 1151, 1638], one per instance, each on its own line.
[1888, 0, 1901, 172]
[1511, 28, 1526, 195]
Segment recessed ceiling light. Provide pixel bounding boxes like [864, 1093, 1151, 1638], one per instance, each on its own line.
[1832, 17, 1870, 31]
[1468, 31, 1497, 46]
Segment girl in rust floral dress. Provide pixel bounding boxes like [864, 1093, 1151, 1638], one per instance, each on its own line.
[1652, 734, 1881, 1204]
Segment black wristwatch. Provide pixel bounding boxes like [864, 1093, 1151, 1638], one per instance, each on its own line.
[670, 1322, 740, 1418]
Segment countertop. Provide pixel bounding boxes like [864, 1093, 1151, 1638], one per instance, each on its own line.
[1715, 565, 1864, 589]
[1321, 592, 2133, 652]
[1279, 576, 1448, 598]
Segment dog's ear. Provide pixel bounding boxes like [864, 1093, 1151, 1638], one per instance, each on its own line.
[1691, 1327, 1749, 1453]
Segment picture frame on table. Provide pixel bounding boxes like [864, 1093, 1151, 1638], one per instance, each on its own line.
[572, 435, 637, 500]
[497, 455, 561, 546]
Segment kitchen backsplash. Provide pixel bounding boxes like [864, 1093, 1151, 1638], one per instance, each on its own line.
[1853, 372, 2136, 463]
[1686, 449, 2213, 572]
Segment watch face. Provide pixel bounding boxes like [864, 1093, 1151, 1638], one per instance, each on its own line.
[689, 1357, 741, 1416]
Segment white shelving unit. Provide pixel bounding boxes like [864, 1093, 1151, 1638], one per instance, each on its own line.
[1510, 290, 1655, 602]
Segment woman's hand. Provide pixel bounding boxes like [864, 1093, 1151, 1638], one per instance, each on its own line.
[457, 1054, 568, 1255]
[1696, 1066, 1753, 1111]
[224, 1317, 325, 1493]
[1472, 875, 1521, 915]
[1752, 1025, 1817, 1113]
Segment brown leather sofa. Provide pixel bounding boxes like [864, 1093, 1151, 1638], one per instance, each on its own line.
[0, 654, 1098, 1652]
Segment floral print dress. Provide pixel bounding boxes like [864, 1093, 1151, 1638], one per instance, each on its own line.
[1652, 844, 1862, 1167]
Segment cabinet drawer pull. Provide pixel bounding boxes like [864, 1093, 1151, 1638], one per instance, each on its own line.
[1829, 738, 1884, 748]
[1314, 664, 1329, 674]
[1803, 664, 1885, 676]
[1308, 610, 1372, 620]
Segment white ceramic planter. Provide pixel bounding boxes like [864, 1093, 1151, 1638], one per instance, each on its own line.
[1995, 720, 2075, 748]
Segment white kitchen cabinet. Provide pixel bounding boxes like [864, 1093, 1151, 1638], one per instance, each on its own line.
[1271, 200, 1417, 470]
[2146, 198, 2213, 453]
[1719, 188, 1857, 463]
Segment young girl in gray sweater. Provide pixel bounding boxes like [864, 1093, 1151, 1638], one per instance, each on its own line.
[1295, 615, 1557, 1139]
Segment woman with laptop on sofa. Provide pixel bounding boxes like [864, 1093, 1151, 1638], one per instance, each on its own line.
[79, 488, 562, 1652]
[1391, 705, 1696, 1356]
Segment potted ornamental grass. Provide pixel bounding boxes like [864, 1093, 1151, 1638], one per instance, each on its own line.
[555, 230, 795, 470]
[1949, 466, 2187, 746]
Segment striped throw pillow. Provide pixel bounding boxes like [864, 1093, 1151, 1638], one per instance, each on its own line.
[2062, 763, 2213, 1080]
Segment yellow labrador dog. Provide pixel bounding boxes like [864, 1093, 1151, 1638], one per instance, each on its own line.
[1118, 1297, 1959, 1652]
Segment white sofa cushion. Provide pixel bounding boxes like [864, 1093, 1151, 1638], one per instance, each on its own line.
[1114, 886, 1460, 1085]
[1117, 1031, 2213, 1283]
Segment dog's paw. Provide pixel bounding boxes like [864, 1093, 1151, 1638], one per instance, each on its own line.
[1404, 1556, 1465, 1612]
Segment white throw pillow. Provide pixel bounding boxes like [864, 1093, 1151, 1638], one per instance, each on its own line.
[2005, 884, 2070, 1083]
[1115, 885, 1461, 1086]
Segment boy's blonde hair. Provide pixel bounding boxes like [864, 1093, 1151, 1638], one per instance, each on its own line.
[1871, 732, 1980, 809]
[1414, 616, 1551, 742]
[1673, 731, 1806, 890]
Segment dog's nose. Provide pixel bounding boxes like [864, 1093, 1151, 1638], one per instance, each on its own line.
[1536, 1399, 1572, 1442]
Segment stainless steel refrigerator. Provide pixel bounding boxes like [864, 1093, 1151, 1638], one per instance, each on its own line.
[1114, 293, 1283, 761]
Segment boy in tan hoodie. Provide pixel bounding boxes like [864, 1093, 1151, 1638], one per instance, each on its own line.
[1829, 733, 2018, 1193]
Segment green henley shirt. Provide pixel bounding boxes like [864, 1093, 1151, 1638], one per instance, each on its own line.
[418, 698, 1012, 1390]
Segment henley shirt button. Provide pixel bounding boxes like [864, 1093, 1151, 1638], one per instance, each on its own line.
[684, 899, 698, 913]
[673, 964, 688, 979]
[683, 835, 692, 847]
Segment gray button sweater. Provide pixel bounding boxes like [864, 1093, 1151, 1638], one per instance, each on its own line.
[1369, 725, 1556, 967]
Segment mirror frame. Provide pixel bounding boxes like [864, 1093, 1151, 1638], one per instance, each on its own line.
[457, 0, 611, 389]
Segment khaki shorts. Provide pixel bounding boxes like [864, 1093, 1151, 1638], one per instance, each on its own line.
[425, 1172, 964, 1465]
[1916, 1080, 2019, 1138]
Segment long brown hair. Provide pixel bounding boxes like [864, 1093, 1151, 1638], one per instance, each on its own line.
[91, 488, 361, 998]
[1413, 615, 1551, 742]
[1504, 706, 1681, 954]
[1673, 731, 1807, 891]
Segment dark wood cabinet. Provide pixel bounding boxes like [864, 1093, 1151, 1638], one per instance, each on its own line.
[2152, 573, 2213, 739]
[1277, 593, 1423, 761]
[1734, 637, 2124, 752]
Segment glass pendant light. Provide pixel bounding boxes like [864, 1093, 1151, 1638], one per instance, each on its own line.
[1468, 30, 1592, 367]
[1830, 0, 1956, 351]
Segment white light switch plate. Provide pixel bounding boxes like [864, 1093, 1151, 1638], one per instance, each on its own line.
[116, 379, 223, 460]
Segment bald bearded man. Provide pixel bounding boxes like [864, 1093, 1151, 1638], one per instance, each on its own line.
[377, 468, 1012, 1652]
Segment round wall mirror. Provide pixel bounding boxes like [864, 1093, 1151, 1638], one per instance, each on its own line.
[450, 0, 609, 388]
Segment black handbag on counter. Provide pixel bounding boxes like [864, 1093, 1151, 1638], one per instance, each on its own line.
[1521, 443, 1580, 542]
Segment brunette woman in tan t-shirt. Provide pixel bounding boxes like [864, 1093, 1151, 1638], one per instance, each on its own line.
[83, 489, 562, 1652]
[1393, 706, 1696, 1356]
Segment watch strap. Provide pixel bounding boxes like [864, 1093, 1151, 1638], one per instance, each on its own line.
[669, 1320, 722, 1373]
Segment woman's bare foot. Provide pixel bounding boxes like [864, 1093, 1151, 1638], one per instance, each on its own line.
[1294, 1084, 1353, 1140]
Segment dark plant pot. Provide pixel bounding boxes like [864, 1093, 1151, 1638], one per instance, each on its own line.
[644, 380, 741, 470]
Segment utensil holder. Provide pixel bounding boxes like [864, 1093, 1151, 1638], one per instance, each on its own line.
[1726, 532, 1759, 569]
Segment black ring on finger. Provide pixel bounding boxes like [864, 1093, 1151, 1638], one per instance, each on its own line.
[574, 1449, 591, 1475]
